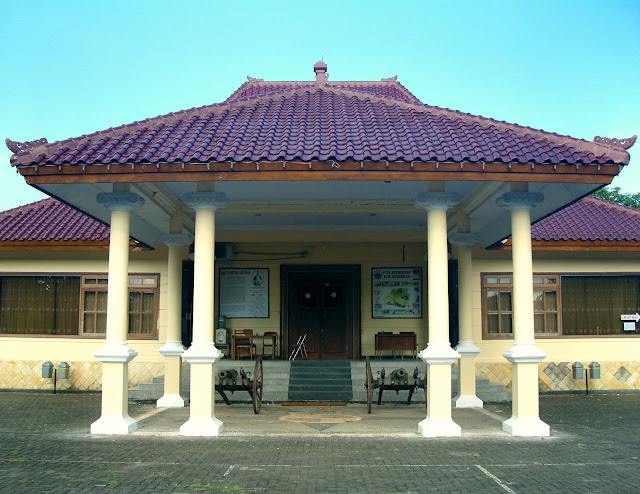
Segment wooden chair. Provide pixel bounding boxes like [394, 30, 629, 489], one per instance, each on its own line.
[234, 329, 255, 360]
[262, 331, 278, 359]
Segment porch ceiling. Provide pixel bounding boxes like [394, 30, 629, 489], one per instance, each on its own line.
[37, 179, 602, 249]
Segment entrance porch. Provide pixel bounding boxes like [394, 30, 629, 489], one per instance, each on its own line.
[128, 359, 512, 404]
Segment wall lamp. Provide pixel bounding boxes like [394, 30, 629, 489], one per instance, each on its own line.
[41, 362, 70, 394]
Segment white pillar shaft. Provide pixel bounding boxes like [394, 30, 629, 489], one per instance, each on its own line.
[457, 245, 472, 342]
[192, 208, 215, 344]
[511, 208, 534, 343]
[167, 245, 183, 342]
[418, 203, 461, 437]
[106, 209, 130, 342]
[427, 208, 449, 343]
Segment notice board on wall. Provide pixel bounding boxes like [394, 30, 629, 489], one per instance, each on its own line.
[219, 268, 269, 318]
[372, 267, 422, 318]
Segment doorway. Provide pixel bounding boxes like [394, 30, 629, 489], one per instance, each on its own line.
[281, 265, 360, 359]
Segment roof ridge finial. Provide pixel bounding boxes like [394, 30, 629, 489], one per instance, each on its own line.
[593, 135, 637, 150]
[314, 59, 328, 84]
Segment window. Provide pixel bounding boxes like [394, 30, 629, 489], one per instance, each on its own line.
[482, 273, 640, 338]
[0, 276, 80, 335]
[0, 273, 159, 338]
[81, 274, 159, 338]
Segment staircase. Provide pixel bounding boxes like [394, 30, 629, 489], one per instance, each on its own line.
[287, 360, 353, 402]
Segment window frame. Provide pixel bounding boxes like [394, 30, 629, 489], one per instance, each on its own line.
[0, 272, 159, 339]
[80, 273, 159, 339]
[482, 272, 640, 339]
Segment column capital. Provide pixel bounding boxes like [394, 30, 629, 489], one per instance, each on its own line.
[496, 192, 544, 211]
[97, 192, 145, 211]
[415, 192, 461, 211]
[455, 340, 481, 358]
[183, 192, 228, 210]
[419, 341, 460, 365]
[503, 341, 547, 364]
[182, 342, 222, 364]
[93, 341, 138, 363]
[448, 232, 478, 247]
[160, 233, 194, 247]
[158, 340, 186, 357]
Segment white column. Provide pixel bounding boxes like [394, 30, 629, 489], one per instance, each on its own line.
[414, 192, 462, 437]
[91, 191, 144, 435]
[179, 191, 227, 436]
[497, 191, 550, 436]
[157, 232, 193, 408]
[449, 233, 483, 408]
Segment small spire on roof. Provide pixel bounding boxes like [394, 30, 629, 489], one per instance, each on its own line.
[593, 135, 637, 150]
[314, 60, 328, 84]
[5, 137, 48, 154]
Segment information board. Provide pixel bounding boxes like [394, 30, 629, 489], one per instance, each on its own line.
[219, 268, 269, 319]
[372, 267, 422, 318]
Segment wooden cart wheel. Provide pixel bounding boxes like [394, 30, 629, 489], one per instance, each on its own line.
[252, 356, 263, 414]
[366, 356, 373, 414]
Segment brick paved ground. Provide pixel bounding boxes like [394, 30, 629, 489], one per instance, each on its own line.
[0, 392, 639, 493]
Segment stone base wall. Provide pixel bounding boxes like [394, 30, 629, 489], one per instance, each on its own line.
[477, 361, 640, 393]
[0, 360, 164, 391]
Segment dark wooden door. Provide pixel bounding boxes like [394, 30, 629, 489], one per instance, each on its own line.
[284, 266, 359, 359]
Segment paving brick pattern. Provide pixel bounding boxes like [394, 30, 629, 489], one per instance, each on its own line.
[1, 392, 639, 492]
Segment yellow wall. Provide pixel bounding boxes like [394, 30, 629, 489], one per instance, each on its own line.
[0, 249, 170, 389]
[213, 239, 429, 356]
[2, 234, 640, 392]
[471, 255, 640, 362]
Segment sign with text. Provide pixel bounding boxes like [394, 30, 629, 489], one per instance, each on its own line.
[620, 313, 640, 322]
[372, 267, 422, 319]
[219, 268, 269, 319]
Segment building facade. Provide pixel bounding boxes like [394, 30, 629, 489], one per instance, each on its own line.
[2, 62, 637, 437]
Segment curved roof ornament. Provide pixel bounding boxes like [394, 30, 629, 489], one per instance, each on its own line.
[246, 76, 264, 83]
[6, 137, 48, 154]
[593, 135, 637, 150]
[381, 75, 398, 82]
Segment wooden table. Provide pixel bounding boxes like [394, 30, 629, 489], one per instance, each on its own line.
[253, 333, 277, 360]
[375, 332, 417, 359]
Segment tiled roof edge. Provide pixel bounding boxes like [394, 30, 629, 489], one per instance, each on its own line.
[9, 80, 632, 167]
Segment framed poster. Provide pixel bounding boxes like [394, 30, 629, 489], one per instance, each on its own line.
[219, 268, 269, 318]
[372, 267, 422, 318]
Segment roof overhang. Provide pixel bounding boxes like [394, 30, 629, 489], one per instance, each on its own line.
[25, 166, 616, 249]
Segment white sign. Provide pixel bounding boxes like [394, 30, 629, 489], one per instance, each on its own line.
[219, 268, 269, 318]
[623, 322, 636, 332]
[620, 313, 640, 322]
[372, 267, 422, 318]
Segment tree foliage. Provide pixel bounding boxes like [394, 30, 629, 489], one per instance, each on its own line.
[591, 187, 640, 210]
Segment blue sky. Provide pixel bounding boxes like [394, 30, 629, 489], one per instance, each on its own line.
[1, 0, 638, 211]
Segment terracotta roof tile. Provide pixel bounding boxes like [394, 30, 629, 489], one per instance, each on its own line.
[0, 198, 109, 241]
[7, 70, 631, 168]
[532, 196, 640, 241]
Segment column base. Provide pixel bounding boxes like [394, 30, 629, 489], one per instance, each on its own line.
[502, 416, 550, 437]
[418, 417, 462, 437]
[91, 415, 137, 435]
[180, 416, 224, 437]
[157, 394, 188, 408]
[452, 394, 483, 408]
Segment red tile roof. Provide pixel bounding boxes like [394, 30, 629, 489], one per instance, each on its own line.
[7, 64, 632, 169]
[0, 198, 109, 242]
[532, 196, 640, 242]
